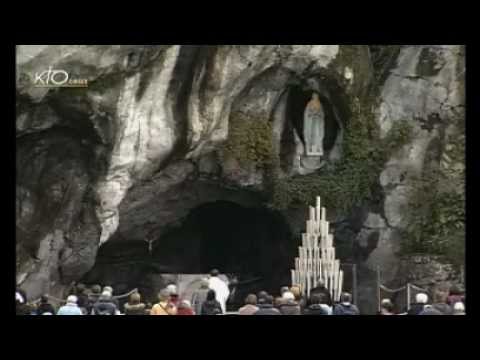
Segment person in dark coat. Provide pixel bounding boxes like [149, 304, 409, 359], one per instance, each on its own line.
[278, 291, 301, 315]
[309, 281, 333, 307]
[87, 284, 102, 314]
[254, 295, 281, 315]
[201, 289, 223, 315]
[419, 305, 443, 315]
[75, 283, 89, 314]
[303, 293, 328, 315]
[93, 291, 117, 315]
[407, 293, 428, 315]
[36, 295, 56, 315]
[332, 293, 360, 315]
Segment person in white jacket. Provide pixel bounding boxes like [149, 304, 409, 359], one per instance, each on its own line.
[208, 269, 230, 314]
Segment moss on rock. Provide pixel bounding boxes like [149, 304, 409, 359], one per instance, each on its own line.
[270, 96, 413, 213]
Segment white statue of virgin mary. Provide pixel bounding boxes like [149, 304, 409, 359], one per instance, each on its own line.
[303, 93, 325, 156]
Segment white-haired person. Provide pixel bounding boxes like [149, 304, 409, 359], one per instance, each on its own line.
[57, 295, 83, 315]
[380, 298, 395, 315]
[166, 283, 181, 308]
[453, 302, 465, 315]
[278, 291, 301, 315]
[408, 293, 429, 315]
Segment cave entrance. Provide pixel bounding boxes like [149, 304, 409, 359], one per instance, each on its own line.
[286, 85, 340, 155]
[82, 200, 295, 309]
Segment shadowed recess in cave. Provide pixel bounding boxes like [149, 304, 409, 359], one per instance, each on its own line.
[82, 201, 295, 303]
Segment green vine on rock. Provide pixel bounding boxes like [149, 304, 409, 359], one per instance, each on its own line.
[220, 112, 275, 172]
[399, 134, 465, 267]
[270, 97, 413, 213]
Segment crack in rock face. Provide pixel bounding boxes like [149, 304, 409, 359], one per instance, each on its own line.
[16, 45, 464, 309]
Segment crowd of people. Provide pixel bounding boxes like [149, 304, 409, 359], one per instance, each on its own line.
[16, 269, 466, 316]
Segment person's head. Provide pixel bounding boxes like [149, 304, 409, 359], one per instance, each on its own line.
[129, 292, 141, 305]
[100, 291, 112, 301]
[317, 280, 325, 289]
[381, 299, 394, 313]
[434, 289, 448, 304]
[207, 289, 216, 301]
[280, 286, 290, 296]
[76, 283, 86, 293]
[453, 302, 465, 315]
[263, 295, 274, 305]
[274, 297, 285, 308]
[340, 292, 352, 305]
[200, 278, 209, 289]
[91, 284, 102, 294]
[16, 288, 27, 304]
[166, 284, 177, 296]
[103, 286, 113, 295]
[245, 294, 257, 306]
[312, 93, 319, 101]
[158, 289, 170, 302]
[257, 291, 268, 301]
[282, 291, 295, 301]
[67, 295, 78, 305]
[290, 285, 302, 300]
[210, 269, 219, 277]
[415, 293, 428, 304]
[40, 295, 49, 304]
[179, 300, 192, 309]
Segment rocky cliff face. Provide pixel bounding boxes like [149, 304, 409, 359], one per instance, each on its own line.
[16, 45, 464, 311]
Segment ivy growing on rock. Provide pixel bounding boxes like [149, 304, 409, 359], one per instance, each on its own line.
[221, 112, 275, 172]
[399, 132, 465, 268]
[270, 97, 413, 213]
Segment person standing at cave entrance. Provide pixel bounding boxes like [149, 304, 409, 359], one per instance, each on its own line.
[208, 269, 230, 314]
[191, 278, 210, 315]
[303, 92, 325, 156]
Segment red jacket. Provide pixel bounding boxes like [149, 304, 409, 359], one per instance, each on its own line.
[177, 307, 195, 315]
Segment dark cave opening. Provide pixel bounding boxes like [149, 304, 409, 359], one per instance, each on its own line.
[286, 85, 340, 154]
[82, 200, 295, 307]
